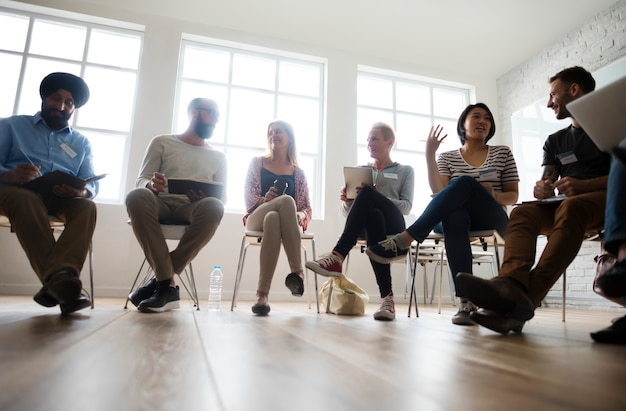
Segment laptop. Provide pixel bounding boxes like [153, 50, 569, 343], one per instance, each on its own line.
[566, 75, 626, 152]
[343, 166, 373, 199]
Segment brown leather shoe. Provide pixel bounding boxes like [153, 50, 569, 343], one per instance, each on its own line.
[469, 309, 525, 334]
[456, 273, 534, 321]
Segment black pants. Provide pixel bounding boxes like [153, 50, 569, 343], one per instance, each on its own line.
[333, 185, 406, 297]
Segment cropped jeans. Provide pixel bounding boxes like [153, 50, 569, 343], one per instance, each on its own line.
[405, 176, 509, 296]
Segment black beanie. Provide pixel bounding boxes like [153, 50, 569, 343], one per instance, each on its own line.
[39, 72, 90, 108]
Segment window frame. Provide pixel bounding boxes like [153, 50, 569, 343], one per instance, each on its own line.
[174, 36, 327, 218]
[0, 4, 144, 204]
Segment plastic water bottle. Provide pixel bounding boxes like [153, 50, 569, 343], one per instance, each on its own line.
[208, 265, 223, 311]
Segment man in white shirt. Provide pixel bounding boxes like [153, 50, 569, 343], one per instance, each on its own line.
[126, 98, 227, 313]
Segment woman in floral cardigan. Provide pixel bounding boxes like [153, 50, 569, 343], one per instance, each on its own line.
[243, 120, 312, 315]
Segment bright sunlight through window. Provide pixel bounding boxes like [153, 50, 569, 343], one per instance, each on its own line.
[0, 7, 143, 203]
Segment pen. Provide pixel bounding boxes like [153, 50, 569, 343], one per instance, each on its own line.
[18, 147, 42, 177]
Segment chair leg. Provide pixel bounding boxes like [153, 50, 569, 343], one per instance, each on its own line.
[310, 238, 319, 314]
[88, 241, 94, 309]
[407, 249, 419, 317]
[124, 257, 151, 309]
[177, 263, 199, 310]
[562, 269, 566, 322]
[231, 235, 249, 311]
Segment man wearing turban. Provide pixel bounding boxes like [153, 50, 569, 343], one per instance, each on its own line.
[0, 72, 98, 315]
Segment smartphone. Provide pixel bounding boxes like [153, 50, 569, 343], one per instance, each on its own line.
[273, 179, 288, 195]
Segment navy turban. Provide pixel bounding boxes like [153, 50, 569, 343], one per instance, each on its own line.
[39, 72, 90, 108]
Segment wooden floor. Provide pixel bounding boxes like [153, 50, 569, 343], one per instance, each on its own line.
[0, 296, 624, 411]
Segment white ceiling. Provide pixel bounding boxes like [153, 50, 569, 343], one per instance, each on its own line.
[14, 0, 621, 79]
[110, 0, 620, 79]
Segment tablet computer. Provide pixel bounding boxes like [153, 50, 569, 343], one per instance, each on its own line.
[167, 179, 224, 198]
[566, 75, 626, 152]
[343, 166, 373, 200]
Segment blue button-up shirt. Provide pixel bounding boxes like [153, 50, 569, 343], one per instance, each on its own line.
[0, 112, 99, 198]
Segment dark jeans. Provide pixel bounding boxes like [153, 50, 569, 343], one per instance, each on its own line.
[333, 185, 406, 297]
[604, 158, 626, 256]
[405, 176, 509, 295]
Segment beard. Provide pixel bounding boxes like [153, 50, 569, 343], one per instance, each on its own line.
[194, 117, 214, 139]
[41, 104, 71, 130]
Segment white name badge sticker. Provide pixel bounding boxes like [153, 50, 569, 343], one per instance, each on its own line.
[60, 143, 77, 159]
[479, 168, 498, 181]
[558, 151, 578, 165]
[383, 172, 398, 180]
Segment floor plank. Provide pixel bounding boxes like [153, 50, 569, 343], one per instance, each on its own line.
[0, 296, 624, 411]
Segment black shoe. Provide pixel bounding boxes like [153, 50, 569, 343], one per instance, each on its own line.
[590, 315, 626, 344]
[129, 277, 158, 307]
[45, 269, 82, 305]
[455, 273, 535, 322]
[597, 260, 626, 298]
[60, 293, 92, 315]
[365, 238, 408, 264]
[34, 287, 58, 307]
[251, 303, 271, 316]
[137, 281, 180, 313]
[285, 272, 304, 297]
[469, 309, 526, 334]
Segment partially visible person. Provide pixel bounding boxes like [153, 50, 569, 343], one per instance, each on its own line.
[306, 122, 414, 321]
[591, 147, 626, 344]
[126, 98, 226, 313]
[366, 103, 519, 325]
[243, 120, 312, 316]
[0, 72, 97, 315]
[456, 66, 611, 334]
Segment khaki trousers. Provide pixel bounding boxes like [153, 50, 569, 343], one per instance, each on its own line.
[125, 188, 224, 281]
[0, 184, 97, 283]
[500, 190, 606, 307]
[245, 195, 302, 294]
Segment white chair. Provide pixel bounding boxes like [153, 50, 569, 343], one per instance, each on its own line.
[231, 230, 319, 312]
[410, 230, 501, 314]
[0, 215, 94, 308]
[124, 222, 199, 310]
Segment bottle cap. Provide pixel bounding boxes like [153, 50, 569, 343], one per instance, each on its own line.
[214, 265, 221, 269]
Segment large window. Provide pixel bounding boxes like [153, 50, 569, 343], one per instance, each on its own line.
[0, 6, 143, 203]
[174, 38, 325, 216]
[357, 68, 472, 215]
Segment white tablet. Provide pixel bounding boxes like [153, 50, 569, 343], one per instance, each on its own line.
[343, 166, 373, 199]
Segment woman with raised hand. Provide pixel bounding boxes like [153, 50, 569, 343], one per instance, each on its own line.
[366, 103, 519, 325]
[243, 120, 312, 316]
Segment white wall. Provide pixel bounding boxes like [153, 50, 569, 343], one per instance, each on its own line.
[496, 0, 626, 311]
[1, 0, 620, 310]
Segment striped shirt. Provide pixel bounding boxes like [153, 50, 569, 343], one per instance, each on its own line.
[436, 145, 519, 192]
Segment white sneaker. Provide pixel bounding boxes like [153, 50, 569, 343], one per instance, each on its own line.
[373, 294, 395, 321]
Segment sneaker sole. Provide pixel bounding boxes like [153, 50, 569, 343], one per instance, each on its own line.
[305, 261, 343, 278]
[365, 248, 406, 265]
[373, 312, 396, 321]
[456, 275, 534, 322]
[138, 300, 180, 313]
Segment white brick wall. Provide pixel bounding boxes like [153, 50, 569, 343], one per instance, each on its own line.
[496, 0, 626, 312]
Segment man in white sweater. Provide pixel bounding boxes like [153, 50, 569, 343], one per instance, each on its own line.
[126, 98, 227, 312]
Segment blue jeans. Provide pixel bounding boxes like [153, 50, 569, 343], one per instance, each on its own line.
[405, 176, 509, 294]
[604, 158, 626, 255]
